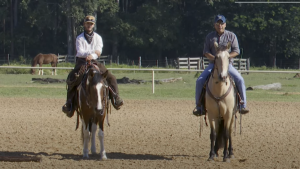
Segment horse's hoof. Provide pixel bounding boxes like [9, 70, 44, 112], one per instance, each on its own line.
[91, 151, 97, 155]
[229, 155, 235, 159]
[223, 158, 230, 162]
[100, 151, 107, 160]
[207, 157, 214, 161]
[101, 155, 107, 160]
[83, 154, 89, 159]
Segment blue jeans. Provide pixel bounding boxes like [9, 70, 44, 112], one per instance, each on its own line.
[195, 63, 247, 109]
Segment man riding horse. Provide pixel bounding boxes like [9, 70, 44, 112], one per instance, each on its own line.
[193, 14, 249, 116]
[62, 15, 123, 117]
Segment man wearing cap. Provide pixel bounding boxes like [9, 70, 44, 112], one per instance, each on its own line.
[193, 14, 249, 116]
[62, 15, 124, 117]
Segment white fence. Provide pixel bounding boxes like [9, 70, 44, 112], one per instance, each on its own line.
[177, 57, 250, 71]
[0, 66, 299, 94]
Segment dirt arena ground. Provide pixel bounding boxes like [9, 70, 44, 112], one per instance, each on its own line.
[0, 98, 299, 169]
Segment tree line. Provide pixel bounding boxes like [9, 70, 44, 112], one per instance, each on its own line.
[1, 0, 300, 68]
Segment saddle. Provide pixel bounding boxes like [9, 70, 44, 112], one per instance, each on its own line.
[198, 76, 243, 115]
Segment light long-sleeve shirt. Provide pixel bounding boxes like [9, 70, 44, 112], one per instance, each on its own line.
[76, 32, 103, 60]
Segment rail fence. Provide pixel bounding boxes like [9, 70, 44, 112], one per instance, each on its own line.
[177, 57, 250, 70]
[0, 66, 300, 94]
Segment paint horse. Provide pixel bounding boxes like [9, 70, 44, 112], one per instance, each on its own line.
[31, 53, 58, 75]
[76, 64, 110, 160]
[206, 42, 237, 162]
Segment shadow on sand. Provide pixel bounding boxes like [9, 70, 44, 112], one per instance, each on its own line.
[0, 151, 174, 161]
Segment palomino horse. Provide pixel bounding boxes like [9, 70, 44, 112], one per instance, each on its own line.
[76, 64, 110, 159]
[31, 53, 58, 75]
[206, 42, 237, 162]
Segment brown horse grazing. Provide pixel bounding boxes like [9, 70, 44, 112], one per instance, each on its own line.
[31, 53, 58, 75]
[206, 42, 237, 162]
[75, 65, 110, 159]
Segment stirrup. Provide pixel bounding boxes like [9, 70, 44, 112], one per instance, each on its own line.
[193, 107, 205, 116]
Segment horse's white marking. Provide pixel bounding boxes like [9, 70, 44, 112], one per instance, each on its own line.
[96, 83, 103, 110]
[81, 119, 90, 158]
[98, 129, 107, 160]
[219, 52, 228, 78]
[91, 123, 97, 154]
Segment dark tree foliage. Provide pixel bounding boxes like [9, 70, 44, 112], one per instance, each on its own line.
[1, 0, 300, 67]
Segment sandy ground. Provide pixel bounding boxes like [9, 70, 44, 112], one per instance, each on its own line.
[0, 98, 299, 169]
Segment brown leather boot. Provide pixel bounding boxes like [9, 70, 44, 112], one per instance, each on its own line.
[113, 96, 123, 110]
[240, 108, 249, 114]
[62, 101, 73, 117]
[62, 87, 76, 117]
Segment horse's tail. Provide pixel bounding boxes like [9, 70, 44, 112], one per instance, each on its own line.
[216, 119, 225, 149]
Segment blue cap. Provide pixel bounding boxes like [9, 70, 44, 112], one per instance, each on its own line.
[215, 15, 226, 23]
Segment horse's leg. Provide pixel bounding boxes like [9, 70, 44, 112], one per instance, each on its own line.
[223, 119, 230, 162]
[90, 123, 97, 154]
[229, 113, 235, 158]
[38, 65, 41, 75]
[98, 122, 107, 160]
[208, 121, 217, 161]
[82, 120, 90, 158]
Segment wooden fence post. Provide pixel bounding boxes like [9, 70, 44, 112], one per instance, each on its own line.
[117, 56, 119, 66]
[139, 56, 141, 69]
[156, 60, 158, 68]
[7, 54, 10, 65]
[247, 58, 250, 71]
[188, 57, 190, 70]
[177, 57, 180, 69]
[197, 58, 200, 70]
[165, 57, 168, 68]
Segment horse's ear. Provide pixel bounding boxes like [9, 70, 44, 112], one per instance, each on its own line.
[102, 70, 108, 79]
[214, 42, 219, 51]
[227, 42, 231, 50]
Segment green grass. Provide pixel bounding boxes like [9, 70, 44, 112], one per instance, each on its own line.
[0, 67, 300, 102]
[0, 72, 299, 102]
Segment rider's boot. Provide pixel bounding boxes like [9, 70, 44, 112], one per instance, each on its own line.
[240, 108, 249, 114]
[193, 107, 205, 116]
[113, 95, 123, 110]
[62, 88, 76, 117]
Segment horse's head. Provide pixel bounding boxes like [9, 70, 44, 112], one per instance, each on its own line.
[213, 42, 231, 82]
[85, 67, 108, 115]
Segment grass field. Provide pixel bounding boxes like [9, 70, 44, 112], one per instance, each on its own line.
[0, 68, 300, 102]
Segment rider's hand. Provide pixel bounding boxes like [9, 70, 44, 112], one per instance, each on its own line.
[86, 54, 93, 61]
[95, 50, 101, 57]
